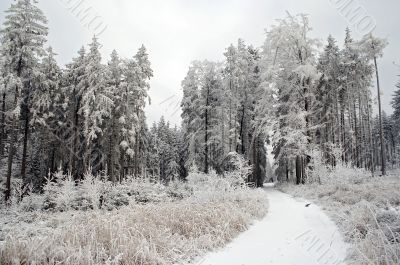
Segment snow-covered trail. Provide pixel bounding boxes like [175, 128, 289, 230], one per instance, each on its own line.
[197, 187, 348, 265]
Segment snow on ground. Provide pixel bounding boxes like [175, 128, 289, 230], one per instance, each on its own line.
[196, 185, 348, 265]
[279, 171, 400, 265]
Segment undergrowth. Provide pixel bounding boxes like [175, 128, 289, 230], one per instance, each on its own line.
[0, 169, 267, 265]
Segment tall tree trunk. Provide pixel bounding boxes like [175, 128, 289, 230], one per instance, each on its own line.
[221, 108, 226, 158]
[0, 92, 5, 157]
[5, 118, 17, 201]
[20, 96, 30, 182]
[295, 156, 302, 185]
[239, 105, 245, 154]
[341, 106, 347, 163]
[301, 156, 306, 184]
[108, 130, 115, 183]
[229, 79, 232, 152]
[347, 90, 354, 165]
[358, 90, 365, 168]
[70, 94, 80, 180]
[5, 85, 19, 201]
[21, 79, 33, 181]
[135, 132, 139, 177]
[48, 140, 56, 176]
[303, 79, 310, 181]
[252, 136, 258, 183]
[366, 97, 375, 176]
[285, 157, 289, 182]
[120, 151, 125, 182]
[374, 56, 386, 175]
[352, 96, 360, 168]
[335, 85, 341, 148]
[204, 87, 209, 174]
[391, 132, 396, 168]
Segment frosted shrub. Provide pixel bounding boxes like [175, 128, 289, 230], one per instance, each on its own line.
[0, 169, 268, 265]
[184, 169, 265, 207]
[165, 180, 193, 199]
[376, 209, 400, 243]
[101, 184, 130, 210]
[42, 173, 77, 211]
[222, 152, 252, 186]
[5, 172, 196, 213]
[317, 164, 371, 185]
[346, 203, 400, 265]
[19, 194, 45, 212]
[78, 173, 105, 210]
[306, 149, 329, 184]
[305, 148, 372, 186]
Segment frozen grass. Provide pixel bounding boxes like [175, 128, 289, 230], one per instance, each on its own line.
[279, 165, 400, 265]
[0, 170, 267, 265]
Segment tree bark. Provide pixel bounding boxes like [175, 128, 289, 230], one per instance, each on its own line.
[5, 85, 19, 201]
[108, 118, 115, 183]
[366, 97, 375, 176]
[295, 156, 302, 185]
[20, 96, 30, 182]
[229, 79, 233, 152]
[70, 95, 81, 180]
[374, 56, 386, 175]
[204, 86, 209, 174]
[0, 92, 5, 157]
[239, 104, 246, 154]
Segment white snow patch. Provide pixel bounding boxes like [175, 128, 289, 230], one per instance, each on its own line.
[197, 188, 348, 265]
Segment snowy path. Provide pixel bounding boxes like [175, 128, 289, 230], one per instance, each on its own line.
[197, 186, 348, 265]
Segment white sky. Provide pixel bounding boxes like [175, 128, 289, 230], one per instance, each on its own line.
[0, 0, 399, 126]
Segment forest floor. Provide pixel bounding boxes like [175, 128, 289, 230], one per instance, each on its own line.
[196, 184, 348, 265]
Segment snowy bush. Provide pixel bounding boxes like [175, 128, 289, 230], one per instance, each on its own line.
[0, 170, 268, 265]
[101, 184, 130, 211]
[221, 152, 253, 185]
[0, 172, 196, 213]
[305, 159, 372, 185]
[19, 194, 45, 212]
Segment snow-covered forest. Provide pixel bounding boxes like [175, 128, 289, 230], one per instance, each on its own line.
[181, 17, 396, 185]
[0, 1, 399, 265]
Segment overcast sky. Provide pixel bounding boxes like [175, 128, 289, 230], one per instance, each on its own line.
[0, 0, 398, 126]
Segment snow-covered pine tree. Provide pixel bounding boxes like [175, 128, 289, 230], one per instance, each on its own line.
[1, 0, 48, 200]
[105, 50, 123, 182]
[223, 44, 239, 153]
[81, 36, 113, 175]
[0, 55, 6, 158]
[64, 47, 87, 179]
[263, 13, 320, 184]
[181, 61, 202, 171]
[381, 112, 396, 168]
[119, 45, 153, 178]
[30, 47, 63, 187]
[392, 78, 400, 147]
[198, 61, 223, 173]
[357, 34, 388, 175]
[316, 35, 342, 166]
[181, 61, 226, 174]
[147, 122, 161, 177]
[132, 45, 153, 177]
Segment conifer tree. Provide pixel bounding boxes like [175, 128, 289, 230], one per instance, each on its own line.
[1, 0, 48, 200]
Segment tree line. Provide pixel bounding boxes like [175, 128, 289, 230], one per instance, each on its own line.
[180, 14, 399, 185]
[1, 2, 399, 201]
[180, 41, 268, 186]
[0, 0, 164, 200]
